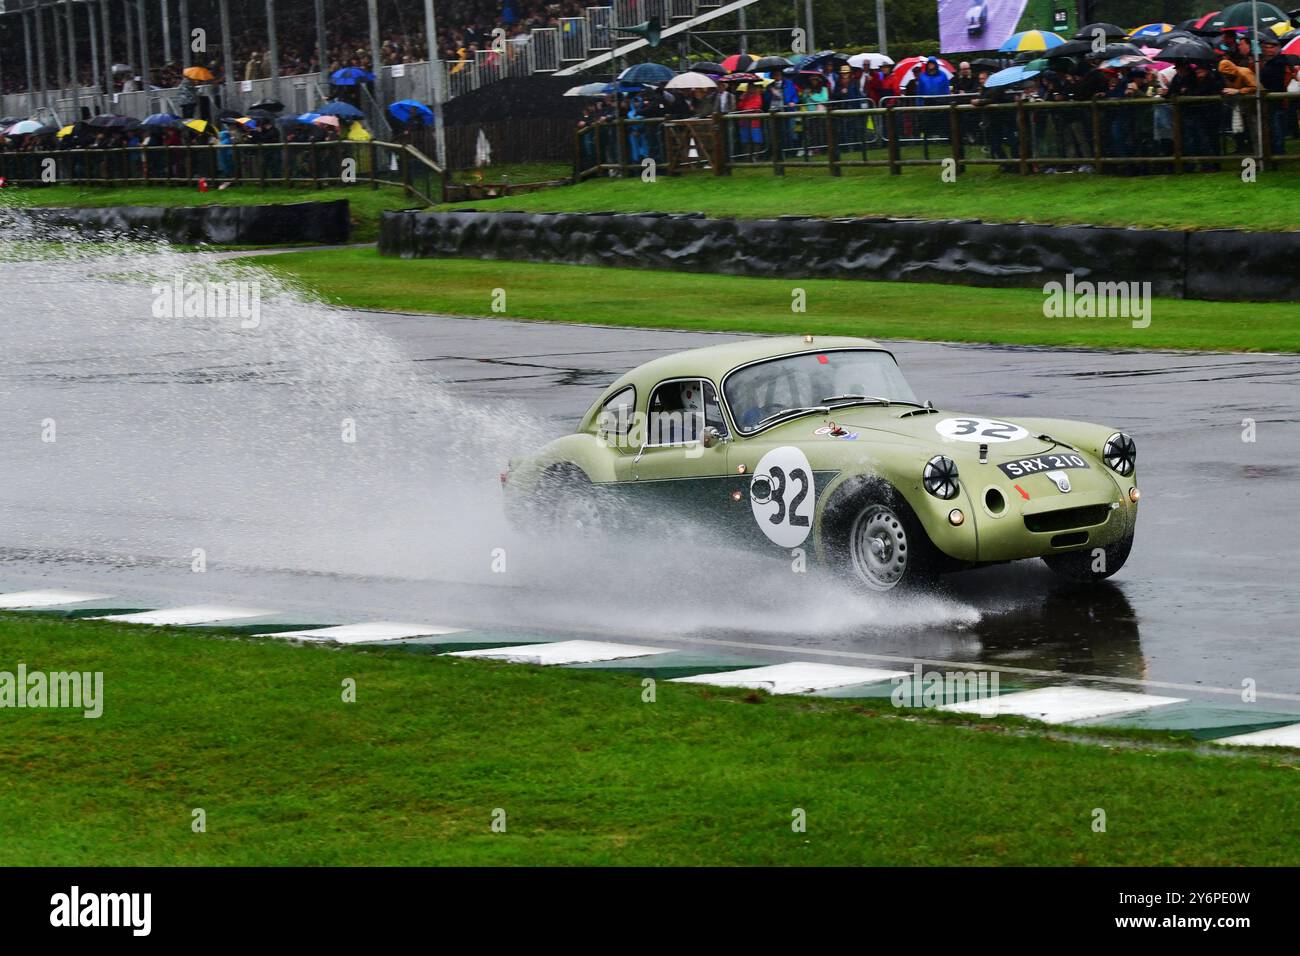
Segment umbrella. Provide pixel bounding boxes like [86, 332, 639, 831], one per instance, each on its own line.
[183, 66, 215, 81]
[753, 55, 793, 71]
[689, 60, 727, 74]
[719, 72, 760, 82]
[618, 62, 675, 86]
[1207, 2, 1289, 31]
[1130, 23, 1176, 39]
[311, 114, 340, 128]
[330, 67, 375, 85]
[999, 30, 1066, 53]
[848, 52, 893, 69]
[786, 70, 829, 86]
[720, 53, 756, 72]
[1284, 36, 1300, 55]
[56, 124, 75, 138]
[884, 56, 955, 93]
[1191, 12, 1223, 32]
[345, 121, 371, 142]
[1158, 37, 1217, 60]
[666, 71, 718, 89]
[1042, 39, 1102, 57]
[802, 50, 851, 71]
[245, 108, 279, 121]
[1074, 22, 1129, 41]
[141, 112, 184, 127]
[296, 112, 322, 122]
[563, 82, 611, 97]
[1091, 42, 1146, 59]
[984, 64, 1041, 88]
[1148, 30, 1198, 48]
[250, 98, 285, 113]
[389, 99, 435, 124]
[318, 101, 365, 120]
[970, 57, 1004, 70]
[86, 114, 139, 128]
[1100, 54, 1153, 69]
[184, 119, 214, 135]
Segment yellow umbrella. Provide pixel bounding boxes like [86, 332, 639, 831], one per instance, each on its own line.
[184, 119, 211, 134]
[345, 121, 371, 141]
[183, 66, 215, 81]
[57, 124, 75, 138]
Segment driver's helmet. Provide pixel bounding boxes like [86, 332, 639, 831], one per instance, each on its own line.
[679, 382, 704, 417]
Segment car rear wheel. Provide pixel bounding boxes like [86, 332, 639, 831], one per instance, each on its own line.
[832, 494, 938, 592]
[1041, 531, 1134, 582]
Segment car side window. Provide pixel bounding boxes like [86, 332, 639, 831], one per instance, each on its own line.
[647, 379, 727, 446]
[595, 386, 635, 437]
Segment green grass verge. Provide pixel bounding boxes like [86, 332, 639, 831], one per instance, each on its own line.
[0, 185, 421, 243]
[251, 247, 1300, 353]
[440, 164, 1300, 233]
[1, 612, 1296, 866]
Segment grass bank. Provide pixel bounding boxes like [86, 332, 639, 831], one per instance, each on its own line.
[252, 247, 1300, 353]
[440, 164, 1300, 233]
[1, 612, 1295, 866]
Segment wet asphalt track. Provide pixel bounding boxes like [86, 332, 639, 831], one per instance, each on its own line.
[1, 254, 1298, 707]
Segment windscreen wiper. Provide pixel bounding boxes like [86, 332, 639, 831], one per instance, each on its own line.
[754, 405, 831, 428]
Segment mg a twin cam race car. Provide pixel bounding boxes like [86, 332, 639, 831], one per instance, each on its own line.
[504, 337, 1140, 591]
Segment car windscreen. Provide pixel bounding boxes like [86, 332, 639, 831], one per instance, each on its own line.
[724, 350, 918, 433]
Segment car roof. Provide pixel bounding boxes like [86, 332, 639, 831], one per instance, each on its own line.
[608, 335, 888, 395]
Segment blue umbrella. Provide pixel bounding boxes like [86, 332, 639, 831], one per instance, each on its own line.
[330, 67, 376, 86]
[296, 111, 322, 123]
[388, 99, 435, 125]
[141, 112, 184, 126]
[984, 64, 1042, 88]
[617, 62, 675, 86]
[318, 101, 365, 120]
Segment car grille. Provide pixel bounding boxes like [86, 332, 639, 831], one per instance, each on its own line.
[1024, 504, 1112, 534]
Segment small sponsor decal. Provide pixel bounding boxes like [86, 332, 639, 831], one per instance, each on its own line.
[1046, 469, 1072, 493]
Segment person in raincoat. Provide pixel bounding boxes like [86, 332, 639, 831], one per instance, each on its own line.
[1219, 57, 1259, 154]
[217, 127, 234, 177]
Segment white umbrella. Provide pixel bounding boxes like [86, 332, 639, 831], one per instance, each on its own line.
[665, 71, 718, 90]
[848, 52, 894, 69]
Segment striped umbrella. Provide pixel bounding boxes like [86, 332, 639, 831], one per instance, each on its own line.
[1129, 23, 1176, 39]
[998, 30, 1067, 52]
[1283, 36, 1300, 55]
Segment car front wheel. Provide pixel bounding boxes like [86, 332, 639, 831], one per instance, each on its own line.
[1041, 531, 1134, 582]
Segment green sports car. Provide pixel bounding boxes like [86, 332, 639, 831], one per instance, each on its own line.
[504, 336, 1140, 591]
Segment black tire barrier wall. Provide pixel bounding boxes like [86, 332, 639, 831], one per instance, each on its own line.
[4, 199, 351, 245]
[379, 210, 1300, 302]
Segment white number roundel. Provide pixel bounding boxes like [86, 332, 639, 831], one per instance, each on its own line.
[935, 417, 1029, 443]
[750, 447, 815, 548]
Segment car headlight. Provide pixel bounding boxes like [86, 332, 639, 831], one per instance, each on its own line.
[1103, 432, 1136, 477]
[923, 455, 960, 499]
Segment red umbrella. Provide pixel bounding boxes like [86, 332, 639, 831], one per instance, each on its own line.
[1283, 35, 1300, 56]
[1194, 11, 1221, 29]
[883, 56, 956, 94]
[720, 53, 756, 72]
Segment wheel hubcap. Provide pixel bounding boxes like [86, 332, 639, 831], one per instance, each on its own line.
[850, 506, 908, 589]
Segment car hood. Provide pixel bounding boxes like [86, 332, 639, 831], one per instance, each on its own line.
[749, 407, 1066, 461]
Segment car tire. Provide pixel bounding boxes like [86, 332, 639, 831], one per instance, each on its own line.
[825, 486, 938, 592]
[1041, 531, 1134, 582]
[530, 463, 605, 534]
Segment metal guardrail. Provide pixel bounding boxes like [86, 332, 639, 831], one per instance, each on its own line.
[575, 93, 1300, 180]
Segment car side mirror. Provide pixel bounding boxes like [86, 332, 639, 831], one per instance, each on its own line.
[701, 426, 725, 449]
